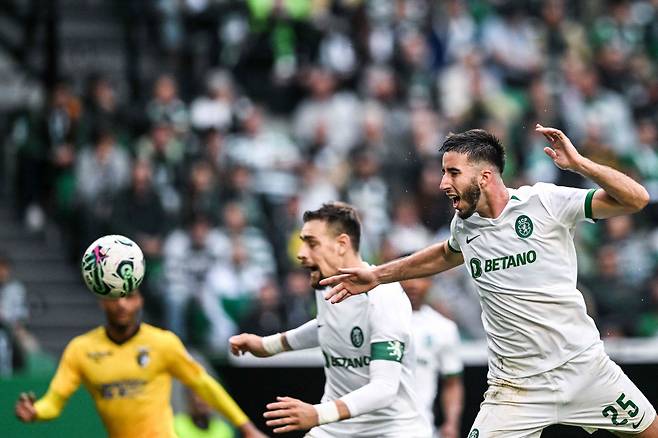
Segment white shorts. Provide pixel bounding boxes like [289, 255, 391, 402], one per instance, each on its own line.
[467, 342, 656, 437]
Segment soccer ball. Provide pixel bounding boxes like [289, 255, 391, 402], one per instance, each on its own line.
[81, 235, 145, 298]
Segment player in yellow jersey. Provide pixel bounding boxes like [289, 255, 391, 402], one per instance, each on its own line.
[14, 289, 267, 438]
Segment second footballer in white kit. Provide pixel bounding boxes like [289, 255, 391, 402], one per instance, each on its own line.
[230, 202, 430, 437]
[402, 275, 464, 438]
[321, 126, 658, 437]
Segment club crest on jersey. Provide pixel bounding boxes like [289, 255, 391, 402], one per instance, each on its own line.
[468, 429, 480, 438]
[515, 215, 533, 238]
[350, 326, 364, 348]
[136, 347, 150, 367]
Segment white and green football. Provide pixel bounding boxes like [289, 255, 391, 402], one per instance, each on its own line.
[81, 235, 145, 298]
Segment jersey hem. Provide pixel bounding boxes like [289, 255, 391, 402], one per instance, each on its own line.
[487, 339, 602, 380]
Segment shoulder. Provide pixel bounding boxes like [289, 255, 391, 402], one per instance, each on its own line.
[369, 282, 408, 304]
[66, 326, 104, 352]
[510, 183, 550, 200]
[368, 283, 411, 316]
[141, 323, 178, 342]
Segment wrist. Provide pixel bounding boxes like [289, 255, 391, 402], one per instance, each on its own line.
[313, 401, 340, 425]
[371, 266, 384, 286]
[571, 155, 591, 175]
[261, 333, 285, 356]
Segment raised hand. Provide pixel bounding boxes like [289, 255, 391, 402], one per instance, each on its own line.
[319, 266, 379, 304]
[229, 333, 270, 357]
[264, 396, 318, 433]
[15, 392, 37, 422]
[535, 124, 584, 172]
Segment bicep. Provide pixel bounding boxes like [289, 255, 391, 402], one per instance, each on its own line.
[404, 240, 463, 279]
[591, 189, 638, 219]
[166, 333, 204, 385]
[443, 240, 464, 269]
[49, 344, 82, 398]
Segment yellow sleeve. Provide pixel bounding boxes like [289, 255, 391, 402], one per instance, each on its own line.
[34, 339, 82, 420]
[165, 332, 249, 427]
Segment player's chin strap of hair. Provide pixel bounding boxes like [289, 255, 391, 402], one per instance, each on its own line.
[314, 401, 340, 425]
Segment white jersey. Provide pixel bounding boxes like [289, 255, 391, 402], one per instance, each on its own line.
[412, 305, 463, 431]
[311, 283, 431, 437]
[448, 183, 600, 379]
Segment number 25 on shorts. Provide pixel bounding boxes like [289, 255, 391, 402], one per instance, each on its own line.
[602, 393, 640, 427]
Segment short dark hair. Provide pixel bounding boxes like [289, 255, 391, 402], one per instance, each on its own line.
[302, 202, 361, 251]
[439, 129, 505, 173]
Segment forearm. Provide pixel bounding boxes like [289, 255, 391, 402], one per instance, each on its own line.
[373, 241, 462, 285]
[338, 360, 401, 417]
[441, 378, 464, 427]
[190, 372, 249, 427]
[283, 319, 320, 351]
[34, 390, 67, 421]
[574, 156, 649, 211]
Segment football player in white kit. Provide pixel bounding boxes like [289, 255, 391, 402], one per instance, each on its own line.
[321, 125, 658, 437]
[402, 275, 464, 438]
[229, 202, 431, 437]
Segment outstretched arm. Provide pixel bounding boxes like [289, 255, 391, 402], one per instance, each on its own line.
[321, 240, 463, 303]
[167, 332, 266, 438]
[536, 124, 650, 219]
[16, 340, 82, 422]
[229, 319, 320, 357]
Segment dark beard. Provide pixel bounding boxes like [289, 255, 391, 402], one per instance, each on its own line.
[457, 180, 481, 219]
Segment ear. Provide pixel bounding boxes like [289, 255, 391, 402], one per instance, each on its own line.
[479, 168, 494, 187]
[336, 233, 351, 256]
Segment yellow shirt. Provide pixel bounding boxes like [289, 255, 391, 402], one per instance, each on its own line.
[34, 323, 248, 438]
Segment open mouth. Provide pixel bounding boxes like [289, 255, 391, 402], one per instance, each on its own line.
[303, 264, 320, 275]
[447, 193, 460, 209]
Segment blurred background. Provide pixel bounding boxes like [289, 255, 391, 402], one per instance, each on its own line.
[0, 0, 658, 436]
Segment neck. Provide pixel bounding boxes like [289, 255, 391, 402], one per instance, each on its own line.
[105, 322, 140, 344]
[477, 180, 509, 219]
[341, 251, 364, 269]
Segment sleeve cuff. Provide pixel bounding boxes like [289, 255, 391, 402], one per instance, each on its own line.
[584, 188, 598, 220]
[447, 240, 461, 253]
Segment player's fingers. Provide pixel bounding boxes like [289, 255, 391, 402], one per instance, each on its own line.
[27, 392, 36, 402]
[535, 124, 561, 135]
[266, 401, 294, 410]
[337, 267, 361, 274]
[229, 342, 244, 355]
[330, 289, 350, 304]
[266, 416, 296, 427]
[273, 424, 298, 433]
[323, 283, 342, 300]
[543, 147, 558, 160]
[15, 405, 29, 420]
[319, 273, 352, 286]
[263, 409, 292, 419]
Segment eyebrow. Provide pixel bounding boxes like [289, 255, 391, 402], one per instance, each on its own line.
[299, 235, 318, 242]
[443, 167, 461, 173]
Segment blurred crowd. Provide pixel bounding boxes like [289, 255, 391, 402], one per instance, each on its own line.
[6, 0, 658, 352]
